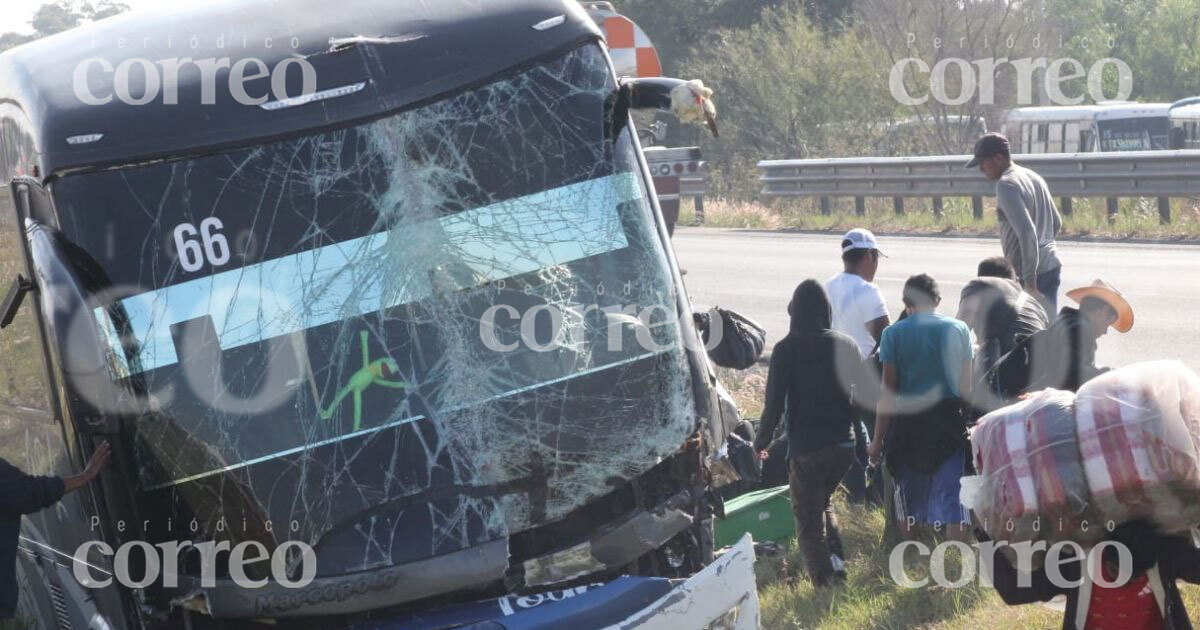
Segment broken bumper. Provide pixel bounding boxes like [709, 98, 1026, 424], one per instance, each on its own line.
[363, 534, 760, 630]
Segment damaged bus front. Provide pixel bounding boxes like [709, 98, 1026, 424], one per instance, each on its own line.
[0, 0, 754, 627]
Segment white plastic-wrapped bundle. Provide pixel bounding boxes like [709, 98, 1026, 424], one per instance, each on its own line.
[1075, 361, 1200, 535]
[967, 389, 1097, 545]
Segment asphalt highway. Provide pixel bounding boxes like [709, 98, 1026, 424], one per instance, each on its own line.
[673, 228, 1200, 372]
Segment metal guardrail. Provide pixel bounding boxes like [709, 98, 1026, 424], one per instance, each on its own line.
[758, 150, 1200, 223]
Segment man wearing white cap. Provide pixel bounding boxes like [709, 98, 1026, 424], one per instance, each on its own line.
[825, 228, 890, 359]
[824, 228, 890, 507]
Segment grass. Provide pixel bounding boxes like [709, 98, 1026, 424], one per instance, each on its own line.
[752, 498, 1063, 629]
[715, 365, 1200, 629]
[752, 495, 1200, 629]
[681, 196, 1200, 240]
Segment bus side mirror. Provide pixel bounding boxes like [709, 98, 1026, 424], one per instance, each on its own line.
[0, 274, 34, 329]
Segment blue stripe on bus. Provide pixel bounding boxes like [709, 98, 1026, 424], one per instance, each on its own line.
[98, 173, 641, 375]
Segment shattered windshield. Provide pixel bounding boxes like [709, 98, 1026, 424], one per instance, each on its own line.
[51, 43, 696, 573]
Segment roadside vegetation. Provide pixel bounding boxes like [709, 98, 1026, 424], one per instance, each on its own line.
[681, 197, 1200, 240]
[614, 0, 1200, 240]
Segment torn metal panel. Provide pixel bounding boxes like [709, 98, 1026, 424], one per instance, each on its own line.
[326, 34, 426, 53]
[523, 542, 605, 588]
[604, 534, 760, 630]
[589, 505, 694, 568]
[356, 540, 759, 629]
[523, 492, 694, 588]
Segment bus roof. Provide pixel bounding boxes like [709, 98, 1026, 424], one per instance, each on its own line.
[1093, 102, 1171, 121]
[1170, 104, 1200, 121]
[1004, 106, 1102, 123]
[0, 0, 599, 179]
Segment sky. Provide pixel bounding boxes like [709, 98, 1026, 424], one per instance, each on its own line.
[0, 0, 160, 36]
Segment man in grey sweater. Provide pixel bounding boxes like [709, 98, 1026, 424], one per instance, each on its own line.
[966, 133, 1064, 319]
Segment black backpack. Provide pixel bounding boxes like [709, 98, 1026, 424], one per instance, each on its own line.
[694, 307, 767, 370]
[984, 330, 1041, 402]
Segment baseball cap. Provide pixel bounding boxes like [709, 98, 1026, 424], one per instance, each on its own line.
[965, 133, 1011, 168]
[841, 228, 885, 256]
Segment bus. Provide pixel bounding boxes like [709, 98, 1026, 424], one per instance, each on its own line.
[0, 1, 754, 628]
[1002, 106, 1100, 153]
[1002, 103, 1171, 153]
[1094, 102, 1171, 151]
[1168, 98, 1200, 149]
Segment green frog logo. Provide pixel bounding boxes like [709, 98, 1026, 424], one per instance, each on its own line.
[320, 330, 410, 431]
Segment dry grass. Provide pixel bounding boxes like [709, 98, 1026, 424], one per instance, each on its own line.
[753, 497, 1065, 629]
[716, 363, 770, 420]
[682, 196, 1200, 240]
[753, 495, 1200, 629]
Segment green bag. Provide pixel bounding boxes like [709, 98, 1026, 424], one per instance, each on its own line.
[714, 485, 795, 548]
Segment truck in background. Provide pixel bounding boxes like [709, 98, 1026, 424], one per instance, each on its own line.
[583, 1, 709, 233]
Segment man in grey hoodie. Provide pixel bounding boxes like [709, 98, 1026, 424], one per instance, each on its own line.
[967, 133, 1064, 320]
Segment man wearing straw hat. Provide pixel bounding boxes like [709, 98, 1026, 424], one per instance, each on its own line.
[1027, 279, 1134, 393]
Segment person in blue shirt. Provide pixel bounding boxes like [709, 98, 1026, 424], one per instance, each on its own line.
[866, 274, 974, 541]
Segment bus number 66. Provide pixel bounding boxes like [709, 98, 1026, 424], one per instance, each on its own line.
[173, 218, 232, 272]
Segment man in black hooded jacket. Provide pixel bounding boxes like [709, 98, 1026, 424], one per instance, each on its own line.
[1, 442, 110, 619]
[754, 280, 873, 585]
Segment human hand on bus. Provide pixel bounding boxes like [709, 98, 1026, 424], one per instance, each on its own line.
[84, 442, 112, 479]
[64, 441, 111, 494]
[757, 449, 769, 461]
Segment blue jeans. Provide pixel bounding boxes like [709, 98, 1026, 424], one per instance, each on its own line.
[1036, 266, 1061, 322]
[894, 448, 968, 526]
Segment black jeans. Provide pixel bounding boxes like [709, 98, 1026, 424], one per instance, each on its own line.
[841, 420, 870, 503]
[788, 445, 855, 586]
[1036, 266, 1061, 322]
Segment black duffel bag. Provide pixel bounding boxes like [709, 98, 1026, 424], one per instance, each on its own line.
[693, 307, 766, 370]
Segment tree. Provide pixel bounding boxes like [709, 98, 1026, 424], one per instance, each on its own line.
[0, 0, 129, 52]
[856, 0, 1034, 154]
[679, 7, 901, 197]
[0, 33, 35, 52]
[1046, 0, 1200, 102]
[29, 1, 84, 35]
[612, 0, 817, 73]
[803, 0, 855, 34]
[1131, 0, 1200, 100]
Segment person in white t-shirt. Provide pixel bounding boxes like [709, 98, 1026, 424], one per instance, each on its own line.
[825, 229, 891, 359]
[823, 228, 890, 507]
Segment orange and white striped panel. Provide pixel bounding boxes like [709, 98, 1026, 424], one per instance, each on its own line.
[602, 15, 662, 78]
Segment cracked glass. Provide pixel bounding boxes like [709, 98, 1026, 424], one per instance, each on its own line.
[50, 43, 697, 579]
